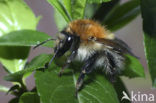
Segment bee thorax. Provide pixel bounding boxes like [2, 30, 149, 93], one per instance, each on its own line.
[76, 46, 94, 61]
[76, 42, 103, 61]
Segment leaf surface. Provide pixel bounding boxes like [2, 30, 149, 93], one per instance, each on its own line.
[47, 0, 71, 22]
[35, 62, 120, 103]
[19, 92, 40, 103]
[0, 85, 9, 92]
[0, 0, 38, 73]
[103, 0, 140, 31]
[123, 55, 145, 78]
[4, 54, 52, 83]
[87, 0, 111, 4]
[141, 0, 156, 87]
[72, 0, 87, 20]
[0, 30, 53, 48]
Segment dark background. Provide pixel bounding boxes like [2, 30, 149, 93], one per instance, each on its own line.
[0, 0, 155, 103]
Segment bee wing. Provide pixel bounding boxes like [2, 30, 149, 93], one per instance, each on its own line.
[95, 38, 138, 58]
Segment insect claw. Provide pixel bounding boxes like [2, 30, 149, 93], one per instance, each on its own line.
[109, 74, 117, 83]
[58, 68, 65, 77]
[58, 64, 68, 77]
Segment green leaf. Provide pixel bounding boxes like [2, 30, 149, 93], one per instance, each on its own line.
[141, 0, 156, 87]
[0, 0, 38, 73]
[47, 0, 72, 22]
[103, 0, 140, 31]
[114, 78, 131, 103]
[144, 34, 156, 87]
[0, 0, 38, 34]
[35, 63, 120, 103]
[122, 55, 145, 78]
[19, 92, 40, 103]
[62, 0, 72, 16]
[72, 0, 87, 20]
[0, 30, 54, 48]
[87, 0, 111, 4]
[0, 46, 30, 73]
[92, 0, 119, 21]
[0, 85, 9, 92]
[4, 54, 52, 83]
[84, 3, 99, 19]
[54, 9, 68, 31]
[53, 0, 72, 31]
[141, 0, 156, 35]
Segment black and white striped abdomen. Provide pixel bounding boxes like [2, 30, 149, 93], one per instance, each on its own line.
[75, 44, 125, 74]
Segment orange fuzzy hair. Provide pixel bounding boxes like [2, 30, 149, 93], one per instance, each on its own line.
[65, 19, 114, 40]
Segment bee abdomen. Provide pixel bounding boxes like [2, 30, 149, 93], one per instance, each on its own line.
[94, 49, 125, 74]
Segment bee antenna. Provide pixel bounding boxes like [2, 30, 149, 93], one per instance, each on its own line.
[33, 38, 56, 49]
[48, 49, 58, 67]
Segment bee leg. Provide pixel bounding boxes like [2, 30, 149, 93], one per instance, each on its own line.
[109, 69, 117, 83]
[75, 65, 95, 97]
[75, 72, 85, 97]
[75, 53, 98, 96]
[58, 51, 77, 76]
[106, 52, 118, 83]
[59, 36, 80, 76]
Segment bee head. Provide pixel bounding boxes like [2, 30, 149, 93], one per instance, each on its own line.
[54, 31, 74, 57]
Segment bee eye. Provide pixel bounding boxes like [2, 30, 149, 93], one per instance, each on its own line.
[54, 35, 73, 57]
[58, 36, 72, 48]
[67, 36, 72, 41]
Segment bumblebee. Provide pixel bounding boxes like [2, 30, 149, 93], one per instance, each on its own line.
[35, 19, 136, 95]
